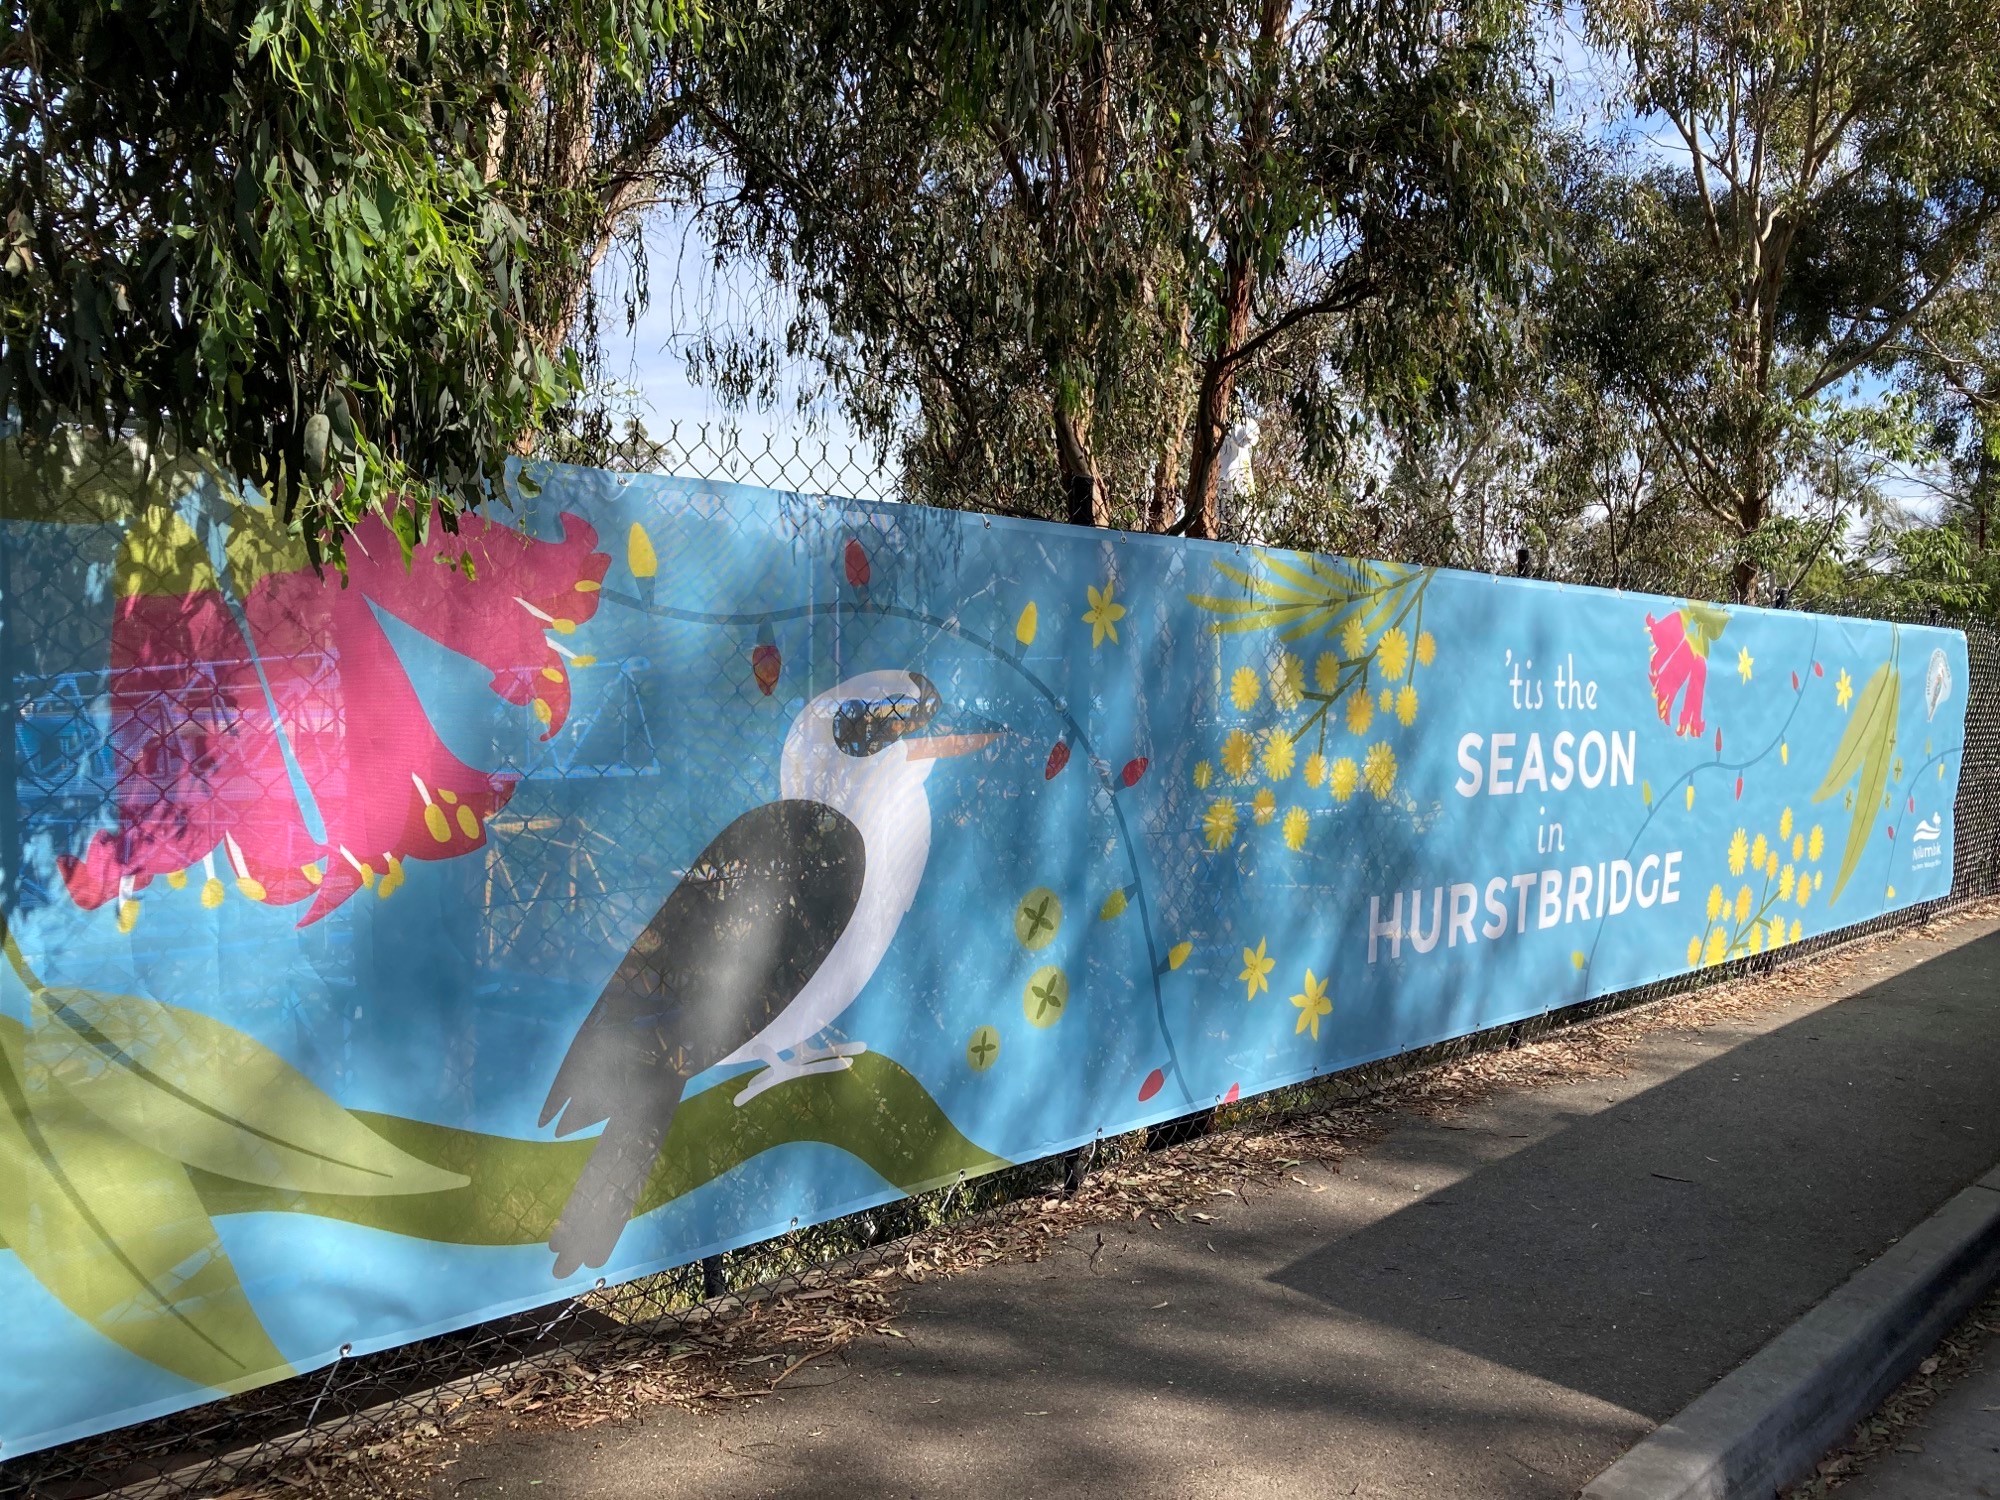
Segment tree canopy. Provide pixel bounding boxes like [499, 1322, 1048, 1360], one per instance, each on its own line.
[1, 0, 690, 551]
[5, 0, 1998, 613]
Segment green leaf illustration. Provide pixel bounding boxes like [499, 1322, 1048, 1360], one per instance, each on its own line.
[1682, 604, 1730, 657]
[27, 986, 469, 1196]
[0, 1015, 290, 1393]
[1811, 659, 1899, 903]
[191, 1052, 1007, 1247]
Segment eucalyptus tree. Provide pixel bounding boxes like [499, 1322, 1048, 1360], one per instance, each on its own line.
[1171, 0, 1539, 539]
[1, 0, 692, 549]
[1579, 0, 2000, 601]
[681, 0, 1541, 532]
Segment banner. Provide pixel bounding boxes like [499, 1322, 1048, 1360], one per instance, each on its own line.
[0, 455, 1968, 1455]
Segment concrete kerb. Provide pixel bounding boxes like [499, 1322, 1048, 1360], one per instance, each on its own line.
[1582, 1167, 2000, 1500]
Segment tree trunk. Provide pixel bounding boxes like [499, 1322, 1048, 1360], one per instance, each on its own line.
[1175, 0, 1285, 540]
[1180, 251, 1254, 539]
[1054, 406, 1110, 527]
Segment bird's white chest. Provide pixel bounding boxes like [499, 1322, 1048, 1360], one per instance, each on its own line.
[723, 798, 930, 1062]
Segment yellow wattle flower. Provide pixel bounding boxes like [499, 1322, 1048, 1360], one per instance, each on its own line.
[1230, 666, 1262, 711]
[1281, 806, 1309, 851]
[1328, 756, 1359, 803]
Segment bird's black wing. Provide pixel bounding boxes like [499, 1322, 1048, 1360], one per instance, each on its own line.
[539, 799, 866, 1136]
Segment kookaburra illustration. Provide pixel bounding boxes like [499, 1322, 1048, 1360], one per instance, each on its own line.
[539, 670, 994, 1277]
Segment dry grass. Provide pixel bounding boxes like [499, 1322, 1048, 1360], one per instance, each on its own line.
[213, 897, 2000, 1500]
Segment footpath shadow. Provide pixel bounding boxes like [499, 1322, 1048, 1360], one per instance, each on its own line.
[1272, 928, 2000, 1423]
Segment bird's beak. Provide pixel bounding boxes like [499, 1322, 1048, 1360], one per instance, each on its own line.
[905, 731, 1001, 761]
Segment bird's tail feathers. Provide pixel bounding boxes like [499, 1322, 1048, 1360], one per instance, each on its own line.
[549, 1098, 677, 1279]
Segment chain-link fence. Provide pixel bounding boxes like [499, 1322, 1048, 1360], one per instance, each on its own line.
[1, 421, 1996, 1500]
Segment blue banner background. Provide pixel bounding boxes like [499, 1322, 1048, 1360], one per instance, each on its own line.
[0, 460, 1969, 1454]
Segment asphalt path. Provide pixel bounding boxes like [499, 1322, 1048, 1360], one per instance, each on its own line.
[392, 914, 2000, 1500]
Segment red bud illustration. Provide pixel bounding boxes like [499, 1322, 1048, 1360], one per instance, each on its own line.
[1734, 774, 1743, 800]
[1222, 1082, 1240, 1104]
[843, 539, 870, 588]
[1791, 670, 1800, 692]
[1120, 757, 1149, 787]
[751, 643, 782, 696]
[1045, 741, 1071, 779]
[1138, 1068, 1165, 1103]
[1813, 661, 1824, 677]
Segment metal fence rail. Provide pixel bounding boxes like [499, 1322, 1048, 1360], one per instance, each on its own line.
[2, 423, 1996, 1500]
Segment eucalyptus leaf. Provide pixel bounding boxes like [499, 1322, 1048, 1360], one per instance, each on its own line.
[1811, 660, 1900, 902]
[0, 1019, 290, 1394]
[28, 987, 469, 1197]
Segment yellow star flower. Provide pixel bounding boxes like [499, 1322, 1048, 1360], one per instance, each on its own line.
[1252, 787, 1277, 825]
[1282, 805, 1310, 850]
[1345, 690, 1373, 735]
[1240, 937, 1274, 1000]
[1221, 729, 1256, 782]
[1394, 684, 1419, 726]
[1230, 665, 1261, 710]
[1303, 751, 1327, 789]
[1340, 617, 1367, 659]
[1290, 969, 1332, 1039]
[1363, 741, 1397, 800]
[1378, 627, 1411, 679]
[1314, 652, 1342, 694]
[1083, 582, 1126, 647]
[1329, 756, 1359, 803]
[1192, 759, 1213, 790]
[1728, 828, 1748, 876]
[1735, 645, 1754, 683]
[1270, 653, 1304, 711]
[1415, 630, 1436, 667]
[1835, 668, 1853, 710]
[1202, 798, 1238, 851]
